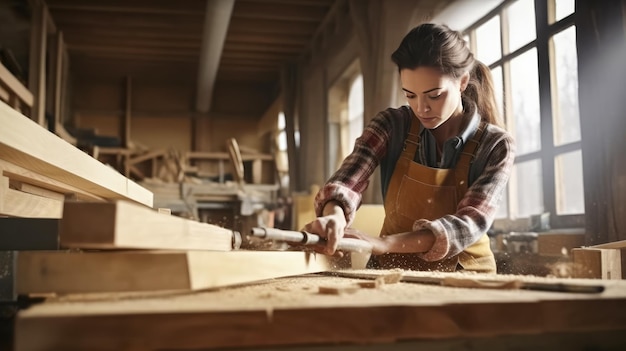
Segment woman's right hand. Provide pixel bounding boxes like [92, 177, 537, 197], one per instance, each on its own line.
[303, 201, 347, 255]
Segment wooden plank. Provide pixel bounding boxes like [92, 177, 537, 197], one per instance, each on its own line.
[572, 247, 624, 279]
[59, 200, 235, 251]
[0, 176, 63, 218]
[28, 0, 47, 126]
[16, 250, 330, 294]
[9, 179, 66, 201]
[0, 159, 104, 202]
[52, 32, 73, 146]
[591, 240, 626, 250]
[0, 62, 33, 108]
[0, 100, 153, 207]
[13, 273, 626, 351]
[123, 76, 131, 149]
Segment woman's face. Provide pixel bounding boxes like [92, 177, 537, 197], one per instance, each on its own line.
[400, 66, 469, 130]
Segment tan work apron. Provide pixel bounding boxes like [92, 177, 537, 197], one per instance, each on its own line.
[377, 117, 496, 273]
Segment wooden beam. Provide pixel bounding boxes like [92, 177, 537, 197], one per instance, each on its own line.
[66, 44, 199, 57]
[223, 42, 305, 54]
[47, 0, 207, 12]
[63, 35, 202, 50]
[123, 76, 131, 149]
[195, 0, 234, 113]
[61, 27, 202, 41]
[232, 2, 329, 22]
[572, 247, 624, 279]
[0, 175, 63, 218]
[9, 179, 66, 201]
[0, 100, 153, 207]
[0, 159, 104, 202]
[16, 250, 330, 294]
[52, 32, 63, 129]
[226, 32, 311, 46]
[28, 0, 48, 126]
[0, 62, 33, 108]
[52, 13, 204, 31]
[228, 18, 318, 35]
[59, 200, 235, 251]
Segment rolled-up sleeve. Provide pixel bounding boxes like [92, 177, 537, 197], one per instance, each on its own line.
[314, 111, 392, 225]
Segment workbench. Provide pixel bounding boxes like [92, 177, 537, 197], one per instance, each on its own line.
[14, 270, 626, 351]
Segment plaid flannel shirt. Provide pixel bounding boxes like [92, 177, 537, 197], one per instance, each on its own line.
[314, 105, 516, 261]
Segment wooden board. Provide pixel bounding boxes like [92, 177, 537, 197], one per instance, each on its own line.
[592, 240, 626, 249]
[16, 250, 330, 294]
[572, 247, 624, 279]
[0, 61, 33, 108]
[13, 271, 626, 351]
[0, 159, 105, 202]
[0, 100, 153, 207]
[0, 174, 63, 218]
[59, 200, 235, 251]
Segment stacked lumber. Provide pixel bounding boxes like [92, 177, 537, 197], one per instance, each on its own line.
[572, 240, 626, 279]
[1, 99, 330, 297]
[15, 200, 330, 295]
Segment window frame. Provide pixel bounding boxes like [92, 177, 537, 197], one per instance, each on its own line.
[464, 0, 584, 229]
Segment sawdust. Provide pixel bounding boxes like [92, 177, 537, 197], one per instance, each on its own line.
[26, 269, 626, 319]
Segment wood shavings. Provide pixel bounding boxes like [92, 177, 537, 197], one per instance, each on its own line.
[381, 269, 403, 284]
[318, 285, 360, 295]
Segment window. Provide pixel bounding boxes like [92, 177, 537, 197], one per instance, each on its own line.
[347, 75, 364, 154]
[327, 60, 363, 177]
[276, 112, 289, 189]
[465, 0, 584, 228]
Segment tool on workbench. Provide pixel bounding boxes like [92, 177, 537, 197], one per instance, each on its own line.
[249, 227, 373, 253]
[327, 270, 605, 294]
[232, 230, 243, 250]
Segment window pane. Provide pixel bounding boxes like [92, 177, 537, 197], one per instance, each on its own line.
[348, 75, 363, 121]
[278, 112, 285, 130]
[475, 16, 501, 65]
[277, 130, 287, 151]
[515, 159, 544, 217]
[552, 26, 581, 145]
[555, 150, 585, 214]
[510, 48, 541, 155]
[491, 66, 504, 125]
[555, 0, 575, 22]
[507, 0, 536, 53]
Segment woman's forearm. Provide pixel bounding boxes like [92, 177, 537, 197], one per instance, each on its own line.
[379, 229, 435, 254]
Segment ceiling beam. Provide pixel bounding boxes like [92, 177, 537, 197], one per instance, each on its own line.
[195, 0, 234, 113]
[232, 2, 328, 22]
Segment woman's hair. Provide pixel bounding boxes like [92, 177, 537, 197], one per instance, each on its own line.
[391, 23, 503, 127]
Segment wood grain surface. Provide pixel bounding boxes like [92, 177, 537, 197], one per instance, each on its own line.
[14, 270, 626, 351]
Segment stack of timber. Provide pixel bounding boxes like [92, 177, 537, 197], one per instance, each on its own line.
[1, 99, 330, 299]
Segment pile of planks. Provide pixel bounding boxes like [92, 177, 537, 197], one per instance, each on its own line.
[1, 99, 330, 299]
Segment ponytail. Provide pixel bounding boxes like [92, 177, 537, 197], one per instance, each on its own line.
[463, 61, 503, 128]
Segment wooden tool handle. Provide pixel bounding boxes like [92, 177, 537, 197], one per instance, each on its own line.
[250, 227, 373, 253]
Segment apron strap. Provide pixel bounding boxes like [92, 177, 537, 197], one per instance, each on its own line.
[401, 116, 422, 160]
[455, 121, 487, 195]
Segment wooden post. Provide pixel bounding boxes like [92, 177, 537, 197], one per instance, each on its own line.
[28, 0, 48, 127]
[53, 32, 64, 133]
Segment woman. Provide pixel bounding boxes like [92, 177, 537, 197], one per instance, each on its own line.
[304, 23, 515, 273]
